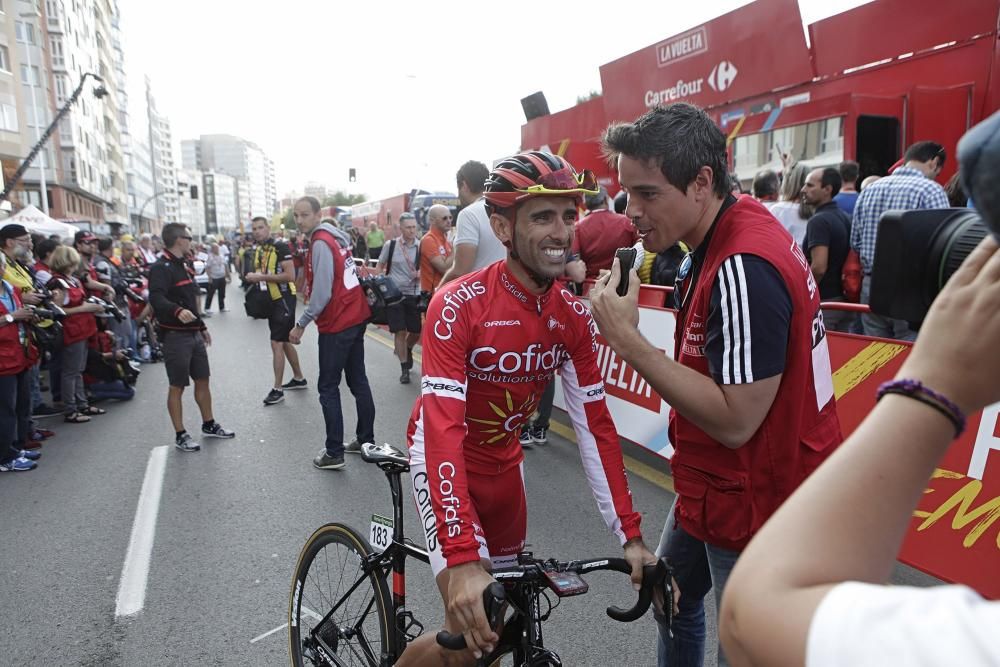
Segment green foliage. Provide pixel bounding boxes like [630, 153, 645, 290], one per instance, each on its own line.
[575, 90, 602, 104]
[321, 191, 367, 207]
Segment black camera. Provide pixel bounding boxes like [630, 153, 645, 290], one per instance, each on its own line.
[869, 208, 988, 324]
[86, 296, 127, 323]
[415, 290, 432, 313]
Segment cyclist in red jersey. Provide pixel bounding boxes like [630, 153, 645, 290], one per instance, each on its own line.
[398, 152, 657, 665]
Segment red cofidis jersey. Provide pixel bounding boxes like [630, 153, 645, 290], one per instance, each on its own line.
[407, 260, 643, 569]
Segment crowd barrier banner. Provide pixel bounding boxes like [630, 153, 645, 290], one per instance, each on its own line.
[553, 283, 1000, 598]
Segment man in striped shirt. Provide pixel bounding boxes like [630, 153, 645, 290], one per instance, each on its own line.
[850, 141, 949, 340]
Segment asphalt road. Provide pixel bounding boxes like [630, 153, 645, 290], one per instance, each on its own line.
[0, 283, 936, 666]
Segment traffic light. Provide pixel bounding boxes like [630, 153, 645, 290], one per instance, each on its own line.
[349, 168, 356, 182]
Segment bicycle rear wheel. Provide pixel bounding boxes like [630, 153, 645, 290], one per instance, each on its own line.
[288, 523, 391, 666]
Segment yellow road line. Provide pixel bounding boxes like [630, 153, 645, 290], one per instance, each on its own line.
[364, 330, 675, 494]
[832, 341, 907, 399]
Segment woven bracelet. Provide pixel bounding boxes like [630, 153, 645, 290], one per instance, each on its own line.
[876, 379, 966, 438]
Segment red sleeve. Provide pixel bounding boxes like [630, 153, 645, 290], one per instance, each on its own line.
[559, 292, 642, 544]
[418, 293, 481, 568]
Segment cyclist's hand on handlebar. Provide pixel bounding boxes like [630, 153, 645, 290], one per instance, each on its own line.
[446, 561, 498, 659]
[623, 538, 658, 591]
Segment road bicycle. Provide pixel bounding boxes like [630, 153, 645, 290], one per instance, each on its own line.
[288, 442, 671, 666]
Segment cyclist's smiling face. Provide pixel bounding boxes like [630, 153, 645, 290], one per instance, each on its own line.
[495, 196, 578, 285]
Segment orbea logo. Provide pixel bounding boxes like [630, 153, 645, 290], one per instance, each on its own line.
[656, 27, 708, 67]
[707, 60, 738, 92]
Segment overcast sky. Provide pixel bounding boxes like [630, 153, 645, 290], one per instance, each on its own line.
[118, 0, 871, 202]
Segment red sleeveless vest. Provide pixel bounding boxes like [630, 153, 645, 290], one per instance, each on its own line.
[305, 229, 371, 334]
[670, 196, 843, 551]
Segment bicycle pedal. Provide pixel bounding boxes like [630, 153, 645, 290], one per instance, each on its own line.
[397, 610, 424, 641]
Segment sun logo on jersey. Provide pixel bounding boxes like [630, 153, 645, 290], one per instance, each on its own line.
[466, 390, 537, 445]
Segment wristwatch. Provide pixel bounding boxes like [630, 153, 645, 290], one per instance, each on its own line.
[3, 313, 13, 324]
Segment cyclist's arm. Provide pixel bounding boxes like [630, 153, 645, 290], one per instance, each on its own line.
[561, 308, 642, 544]
[419, 295, 482, 568]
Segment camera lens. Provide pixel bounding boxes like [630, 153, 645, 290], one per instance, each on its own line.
[925, 210, 989, 300]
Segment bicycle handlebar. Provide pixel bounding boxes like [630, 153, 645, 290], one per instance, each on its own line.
[435, 557, 670, 651]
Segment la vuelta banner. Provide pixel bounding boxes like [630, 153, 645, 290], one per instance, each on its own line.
[554, 294, 1000, 599]
[598, 0, 814, 123]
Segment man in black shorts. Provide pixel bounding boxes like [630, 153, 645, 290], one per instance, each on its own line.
[148, 223, 235, 452]
[376, 213, 422, 384]
[245, 216, 307, 405]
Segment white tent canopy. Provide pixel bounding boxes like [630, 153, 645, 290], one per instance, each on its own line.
[1, 205, 80, 239]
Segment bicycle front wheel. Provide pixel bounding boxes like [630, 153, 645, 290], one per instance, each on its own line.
[288, 523, 391, 666]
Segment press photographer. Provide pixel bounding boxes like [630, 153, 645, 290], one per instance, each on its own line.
[377, 212, 422, 385]
[0, 248, 42, 472]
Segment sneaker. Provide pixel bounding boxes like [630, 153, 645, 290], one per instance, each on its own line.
[22, 440, 43, 450]
[263, 389, 285, 406]
[19, 450, 41, 461]
[31, 428, 56, 441]
[313, 450, 346, 470]
[175, 432, 201, 452]
[220, 307, 230, 312]
[201, 311, 213, 318]
[519, 427, 534, 449]
[530, 425, 548, 445]
[32, 404, 62, 419]
[281, 378, 308, 390]
[0, 457, 37, 472]
[202, 422, 235, 439]
[344, 439, 363, 455]
[399, 369, 411, 384]
[203, 308, 214, 314]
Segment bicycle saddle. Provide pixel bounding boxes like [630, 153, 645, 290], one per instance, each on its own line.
[361, 442, 410, 467]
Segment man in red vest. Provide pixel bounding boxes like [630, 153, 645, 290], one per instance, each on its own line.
[591, 103, 843, 667]
[289, 196, 375, 471]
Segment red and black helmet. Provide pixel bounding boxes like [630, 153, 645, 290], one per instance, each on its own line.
[483, 151, 599, 214]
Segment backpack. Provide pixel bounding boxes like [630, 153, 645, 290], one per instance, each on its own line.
[841, 249, 862, 303]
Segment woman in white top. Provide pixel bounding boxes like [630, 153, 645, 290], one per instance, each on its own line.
[203, 243, 230, 313]
[768, 163, 811, 245]
[719, 233, 1000, 666]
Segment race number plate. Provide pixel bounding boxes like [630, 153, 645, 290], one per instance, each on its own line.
[369, 514, 393, 553]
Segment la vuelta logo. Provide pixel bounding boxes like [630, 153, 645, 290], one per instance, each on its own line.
[594, 335, 662, 413]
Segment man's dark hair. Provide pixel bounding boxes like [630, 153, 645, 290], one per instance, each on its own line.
[819, 167, 842, 197]
[161, 223, 189, 248]
[456, 160, 489, 194]
[36, 238, 59, 261]
[838, 160, 859, 187]
[613, 190, 628, 214]
[296, 196, 321, 213]
[903, 141, 946, 167]
[602, 103, 730, 198]
[251, 216, 269, 224]
[585, 185, 608, 211]
[752, 170, 779, 199]
[97, 236, 114, 253]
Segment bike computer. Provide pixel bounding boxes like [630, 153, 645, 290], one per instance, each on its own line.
[543, 569, 589, 597]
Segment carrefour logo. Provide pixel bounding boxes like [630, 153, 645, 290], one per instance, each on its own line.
[707, 60, 738, 93]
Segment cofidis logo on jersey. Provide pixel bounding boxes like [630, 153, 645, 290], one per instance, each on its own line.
[433, 280, 487, 341]
[594, 334, 662, 413]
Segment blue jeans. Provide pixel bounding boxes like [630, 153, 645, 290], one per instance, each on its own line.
[89, 380, 135, 402]
[860, 275, 916, 341]
[317, 323, 375, 457]
[0, 370, 31, 463]
[655, 497, 741, 667]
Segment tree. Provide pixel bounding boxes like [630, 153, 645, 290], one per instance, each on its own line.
[321, 191, 367, 208]
[575, 90, 601, 104]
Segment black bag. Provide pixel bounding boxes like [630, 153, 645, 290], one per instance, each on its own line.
[361, 274, 404, 325]
[31, 321, 63, 354]
[244, 284, 274, 319]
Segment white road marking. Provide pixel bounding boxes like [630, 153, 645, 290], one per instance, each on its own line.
[252, 606, 323, 645]
[115, 446, 169, 617]
[250, 622, 287, 644]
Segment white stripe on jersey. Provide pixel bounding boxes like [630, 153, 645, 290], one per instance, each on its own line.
[559, 359, 626, 544]
[409, 406, 426, 465]
[420, 376, 468, 401]
[719, 255, 754, 384]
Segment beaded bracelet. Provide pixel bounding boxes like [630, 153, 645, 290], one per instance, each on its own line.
[876, 379, 966, 438]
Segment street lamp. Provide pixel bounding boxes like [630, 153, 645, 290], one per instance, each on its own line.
[137, 191, 167, 233]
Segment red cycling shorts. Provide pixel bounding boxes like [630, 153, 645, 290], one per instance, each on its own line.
[410, 461, 527, 577]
